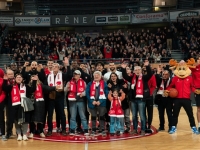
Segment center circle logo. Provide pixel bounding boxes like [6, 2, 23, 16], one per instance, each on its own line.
[15, 18, 21, 24]
[34, 17, 42, 24]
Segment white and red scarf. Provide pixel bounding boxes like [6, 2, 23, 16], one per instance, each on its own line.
[90, 80, 106, 100]
[131, 74, 144, 98]
[108, 97, 124, 118]
[47, 71, 63, 87]
[34, 84, 44, 102]
[68, 78, 85, 101]
[11, 84, 26, 106]
[157, 78, 170, 96]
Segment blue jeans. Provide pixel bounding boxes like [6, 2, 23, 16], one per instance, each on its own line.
[69, 101, 88, 130]
[131, 99, 146, 131]
[110, 117, 124, 133]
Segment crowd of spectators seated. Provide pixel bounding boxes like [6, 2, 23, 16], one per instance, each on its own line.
[172, 18, 200, 60]
[1, 24, 189, 68]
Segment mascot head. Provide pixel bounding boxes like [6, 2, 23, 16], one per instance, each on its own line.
[169, 58, 196, 79]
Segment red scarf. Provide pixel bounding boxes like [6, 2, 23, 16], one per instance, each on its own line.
[157, 78, 170, 96]
[7, 78, 15, 85]
[44, 68, 51, 76]
[131, 74, 144, 98]
[11, 84, 26, 106]
[34, 84, 44, 101]
[68, 78, 85, 101]
[108, 97, 124, 118]
[90, 80, 106, 100]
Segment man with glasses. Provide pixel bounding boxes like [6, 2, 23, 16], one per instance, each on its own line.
[155, 68, 173, 132]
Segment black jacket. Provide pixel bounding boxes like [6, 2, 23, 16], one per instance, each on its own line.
[121, 65, 152, 100]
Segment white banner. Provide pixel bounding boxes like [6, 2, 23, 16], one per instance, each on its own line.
[132, 12, 168, 23]
[14, 17, 50, 26]
[170, 10, 200, 21]
[0, 17, 13, 26]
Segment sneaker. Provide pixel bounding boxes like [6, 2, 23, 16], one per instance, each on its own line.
[110, 133, 115, 136]
[191, 127, 199, 134]
[124, 127, 130, 133]
[76, 128, 84, 134]
[157, 127, 165, 132]
[84, 130, 89, 136]
[198, 127, 200, 133]
[130, 130, 138, 135]
[5, 133, 11, 139]
[101, 131, 106, 136]
[145, 128, 152, 134]
[56, 128, 62, 133]
[61, 130, 67, 136]
[46, 131, 52, 137]
[90, 130, 96, 136]
[22, 135, 28, 141]
[168, 126, 177, 134]
[2, 135, 7, 141]
[28, 133, 34, 138]
[17, 135, 22, 141]
[40, 133, 46, 138]
[116, 131, 120, 136]
[141, 130, 145, 136]
[69, 130, 75, 136]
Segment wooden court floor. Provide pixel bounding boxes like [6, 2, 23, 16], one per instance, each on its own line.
[1, 107, 200, 150]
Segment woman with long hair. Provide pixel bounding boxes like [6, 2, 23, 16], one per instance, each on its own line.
[29, 76, 58, 138]
[107, 72, 130, 134]
[2, 73, 37, 141]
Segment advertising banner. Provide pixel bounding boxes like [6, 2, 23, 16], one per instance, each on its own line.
[170, 10, 200, 21]
[0, 17, 13, 26]
[95, 15, 130, 24]
[51, 15, 95, 25]
[132, 12, 168, 23]
[14, 17, 51, 26]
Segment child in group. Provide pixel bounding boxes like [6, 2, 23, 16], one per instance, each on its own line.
[108, 89, 125, 136]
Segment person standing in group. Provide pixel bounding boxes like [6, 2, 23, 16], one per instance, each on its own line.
[66, 70, 89, 135]
[2, 74, 38, 141]
[165, 59, 199, 134]
[0, 69, 6, 140]
[190, 57, 200, 132]
[108, 89, 125, 136]
[155, 68, 173, 132]
[45, 62, 71, 137]
[121, 60, 152, 136]
[4, 69, 15, 139]
[86, 71, 109, 136]
[144, 66, 157, 133]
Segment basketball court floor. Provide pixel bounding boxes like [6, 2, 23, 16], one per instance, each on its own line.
[1, 107, 200, 150]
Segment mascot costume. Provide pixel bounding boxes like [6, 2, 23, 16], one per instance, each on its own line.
[164, 58, 199, 134]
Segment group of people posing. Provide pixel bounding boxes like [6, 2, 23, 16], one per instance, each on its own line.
[0, 56, 200, 141]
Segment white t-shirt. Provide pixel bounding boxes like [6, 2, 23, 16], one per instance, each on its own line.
[103, 70, 123, 82]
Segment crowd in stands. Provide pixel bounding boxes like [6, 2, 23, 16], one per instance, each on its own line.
[0, 26, 177, 68]
[172, 18, 200, 60]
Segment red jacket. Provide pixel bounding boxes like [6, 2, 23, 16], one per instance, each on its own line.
[0, 78, 6, 103]
[148, 75, 156, 96]
[191, 64, 200, 88]
[166, 76, 195, 99]
[104, 47, 113, 58]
